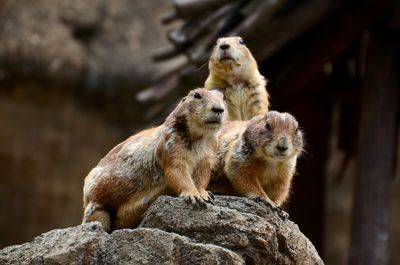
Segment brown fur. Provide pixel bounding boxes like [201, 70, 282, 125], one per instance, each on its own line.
[209, 111, 303, 207]
[82, 88, 226, 232]
[205, 36, 269, 121]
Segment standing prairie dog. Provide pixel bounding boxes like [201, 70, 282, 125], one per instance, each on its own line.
[205, 36, 269, 121]
[83, 88, 226, 232]
[210, 111, 303, 214]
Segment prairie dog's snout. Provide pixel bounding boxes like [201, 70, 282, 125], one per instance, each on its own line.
[276, 137, 289, 154]
[212, 106, 224, 113]
[207, 90, 226, 124]
[218, 41, 232, 59]
[219, 43, 230, 50]
[218, 39, 230, 55]
[211, 104, 225, 115]
[208, 105, 225, 124]
[212, 36, 249, 64]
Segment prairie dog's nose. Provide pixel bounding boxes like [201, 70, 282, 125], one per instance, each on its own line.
[277, 138, 289, 152]
[219, 44, 230, 50]
[212, 105, 225, 114]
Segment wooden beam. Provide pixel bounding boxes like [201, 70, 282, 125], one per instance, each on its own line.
[233, 0, 286, 41]
[273, 1, 393, 98]
[244, 0, 340, 61]
[349, 28, 399, 265]
[173, 0, 231, 19]
[136, 60, 191, 103]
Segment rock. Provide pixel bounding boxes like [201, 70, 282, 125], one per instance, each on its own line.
[140, 196, 324, 265]
[0, 0, 183, 90]
[0, 222, 107, 264]
[0, 223, 243, 265]
[105, 229, 244, 264]
[0, 196, 323, 264]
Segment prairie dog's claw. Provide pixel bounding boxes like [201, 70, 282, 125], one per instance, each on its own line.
[266, 203, 289, 220]
[195, 196, 207, 208]
[248, 195, 288, 220]
[209, 192, 215, 201]
[276, 207, 289, 220]
[248, 195, 273, 206]
[180, 191, 208, 208]
[187, 195, 197, 205]
[253, 197, 262, 203]
[199, 189, 214, 203]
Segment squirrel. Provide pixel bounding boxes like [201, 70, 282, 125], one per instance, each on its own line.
[205, 36, 269, 121]
[209, 111, 303, 218]
[82, 88, 226, 232]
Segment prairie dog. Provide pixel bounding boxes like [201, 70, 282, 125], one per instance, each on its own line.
[82, 88, 226, 232]
[205, 36, 269, 121]
[210, 111, 303, 212]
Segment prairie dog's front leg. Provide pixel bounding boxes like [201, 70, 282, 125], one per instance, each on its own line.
[225, 161, 276, 207]
[226, 160, 288, 219]
[162, 154, 208, 206]
[192, 158, 214, 202]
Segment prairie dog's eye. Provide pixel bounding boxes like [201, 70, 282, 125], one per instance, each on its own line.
[239, 38, 245, 45]
[265, 122, 272, 130]
[295, 127, 299, 133]
[194, 92, 202, 99]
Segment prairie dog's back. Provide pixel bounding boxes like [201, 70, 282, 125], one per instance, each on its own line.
[83, 127, 163, 208]
[97, 127, 163, 179]
[213, 120, 248, 177]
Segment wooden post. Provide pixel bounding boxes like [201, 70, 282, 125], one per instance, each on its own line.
[271, 74, 331, 254]
[349, 30, 399, 265]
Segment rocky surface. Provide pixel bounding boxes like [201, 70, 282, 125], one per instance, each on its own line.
[0, 196, 324, 264]
[141, 196, 324, 264]
[0, 224, 242, 265]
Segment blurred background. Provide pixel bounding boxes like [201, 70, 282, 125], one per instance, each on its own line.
[0, 0, 399, 264]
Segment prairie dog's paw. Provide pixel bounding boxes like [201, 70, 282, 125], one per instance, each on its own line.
[247, 194, 276, 207]
[179, 190, 207, 207]
[247, 195, 289, 220]
[199, 189, 215, 204]
[275, 207, 289, 220]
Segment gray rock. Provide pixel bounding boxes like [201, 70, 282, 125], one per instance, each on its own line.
[140, 196, 324, 265]
[0, 196, 323, 265]
[0, 222, 107, 264]
[0, 224, 243, 264]
[104, 228, 244, 265]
